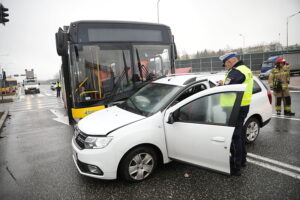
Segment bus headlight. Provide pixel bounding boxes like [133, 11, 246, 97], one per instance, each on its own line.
[84, 136, 113, 149]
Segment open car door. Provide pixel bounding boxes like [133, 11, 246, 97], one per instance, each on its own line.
[164, 84, 246, 174]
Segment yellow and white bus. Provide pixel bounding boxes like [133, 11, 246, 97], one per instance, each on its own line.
[56, 20, 177, 123]
[1, 78, 18, 94]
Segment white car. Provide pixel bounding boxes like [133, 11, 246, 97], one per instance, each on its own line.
[72, 73, 272, 182]
[259, 69, 272, 80]
[50, 82, 56, 90]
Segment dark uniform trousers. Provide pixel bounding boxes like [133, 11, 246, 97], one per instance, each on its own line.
[57, 87, 61, 97]
[230, 105, 249, 170]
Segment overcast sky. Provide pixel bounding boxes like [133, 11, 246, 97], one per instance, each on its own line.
[0, 0, 299, 80]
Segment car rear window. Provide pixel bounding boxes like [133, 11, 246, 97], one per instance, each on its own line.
[253, 80, 262, 94]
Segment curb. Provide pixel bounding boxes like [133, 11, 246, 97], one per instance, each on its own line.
[289, 86, 300, 91]
[0, 111, 9, 132]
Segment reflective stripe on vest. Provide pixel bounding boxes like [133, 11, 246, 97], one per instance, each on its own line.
[236, 65, 253, 106]
[222, 65, 253, 106]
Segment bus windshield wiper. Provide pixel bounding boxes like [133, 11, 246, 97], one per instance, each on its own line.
[135, 49, 144, 82]
[122, 51, 129, 85]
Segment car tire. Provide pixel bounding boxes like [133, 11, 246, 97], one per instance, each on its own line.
[119, 146, 157, 182]
[245, 117, 260, 144]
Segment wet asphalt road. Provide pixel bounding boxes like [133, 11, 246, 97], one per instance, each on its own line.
[0, 85, 299, 200]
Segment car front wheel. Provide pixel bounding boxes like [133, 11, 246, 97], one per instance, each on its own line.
[119, 146, 157, 182]
[245, 117, 260, 144]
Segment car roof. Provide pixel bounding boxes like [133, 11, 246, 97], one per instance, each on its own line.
[154, 72, 226, 86]
[154, 72, 260, 87]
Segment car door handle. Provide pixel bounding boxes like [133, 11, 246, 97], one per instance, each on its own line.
[211, 137, 225, 142]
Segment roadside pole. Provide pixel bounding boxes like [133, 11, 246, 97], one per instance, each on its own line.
[0, 73, 3, 101]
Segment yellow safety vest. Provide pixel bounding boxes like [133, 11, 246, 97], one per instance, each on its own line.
[221, 65, 253, 107]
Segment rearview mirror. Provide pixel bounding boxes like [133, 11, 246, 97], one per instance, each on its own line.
[55, 27, 68, 56]
[167, 113, 174, 124]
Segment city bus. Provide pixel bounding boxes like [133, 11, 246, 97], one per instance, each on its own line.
[55, 20, 177, 123]
[1, 78, 18, 94]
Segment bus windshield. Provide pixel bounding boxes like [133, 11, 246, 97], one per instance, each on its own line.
[69, 43, 171, 104]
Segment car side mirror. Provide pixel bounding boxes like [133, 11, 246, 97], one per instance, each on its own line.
[167, 113, 175, 124]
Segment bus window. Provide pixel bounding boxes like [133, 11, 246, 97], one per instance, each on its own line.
[70, 44, 133, 103]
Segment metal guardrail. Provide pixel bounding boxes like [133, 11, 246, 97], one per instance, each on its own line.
[175, 49, 300, 73]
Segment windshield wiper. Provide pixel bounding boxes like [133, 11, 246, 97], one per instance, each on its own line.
[135, 49, 144, 82]
[122, 51, 129, 85]
[104, 50, 129, 104]
[128, 97, 143, 115]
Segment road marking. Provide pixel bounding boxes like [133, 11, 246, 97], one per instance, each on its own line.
[50, 109, 69, 125]
[272, 114, 300, 121]
[248, 153, 300, 173]
[247, 158, 300, 180]
[17, 88, 22, 99]
[37, 94, 44, 97]
[289, 91, 300, 93]
[8, 106, 64, 113]
[11, 102, 63, 110]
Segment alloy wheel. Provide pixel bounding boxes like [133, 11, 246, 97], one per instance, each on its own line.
[128, 153, 154, 180]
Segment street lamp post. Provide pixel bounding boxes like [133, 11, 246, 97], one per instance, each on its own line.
[157, 0, 160, 23]
[286, 11, 300, 50]
[239, 34, 245, 59]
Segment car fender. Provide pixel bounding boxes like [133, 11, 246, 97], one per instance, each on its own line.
[109, 112, 171, 168]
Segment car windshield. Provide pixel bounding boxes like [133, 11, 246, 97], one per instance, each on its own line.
[24, 81, 37, 85]
[262, 62, 273, 68]
[118, 83, 182, 116]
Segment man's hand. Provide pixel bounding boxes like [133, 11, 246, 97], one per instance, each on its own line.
[217, 80, 223, 86]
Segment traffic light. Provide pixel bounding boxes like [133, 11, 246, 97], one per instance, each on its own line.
[3, 71, 6, 81]
[0, 3, 9, 25]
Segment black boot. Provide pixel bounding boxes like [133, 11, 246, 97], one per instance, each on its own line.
[231, 168, 241, 176]
[284, 111, 295, 116]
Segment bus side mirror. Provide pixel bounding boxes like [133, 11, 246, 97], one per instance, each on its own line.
[55, 27, 68, 56]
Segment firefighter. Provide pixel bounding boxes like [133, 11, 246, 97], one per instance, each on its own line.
[268, 57, 295, 116]
[218, 52, 253, 176]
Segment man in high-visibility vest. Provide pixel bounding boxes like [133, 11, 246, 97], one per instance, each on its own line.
[268, 57, 295, 116]
[55, 81, 62, 97]
[218, 52, 253, 176]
